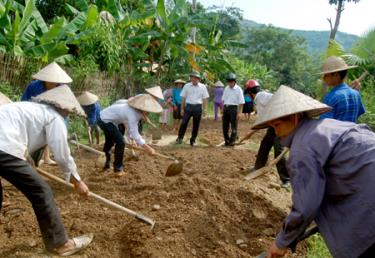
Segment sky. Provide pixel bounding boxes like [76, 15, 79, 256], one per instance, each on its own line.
[199, 0, 375, 36]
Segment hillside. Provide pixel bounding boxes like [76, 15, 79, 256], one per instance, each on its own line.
[240, 19, 359, 55]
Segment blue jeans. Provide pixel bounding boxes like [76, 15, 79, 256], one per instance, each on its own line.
[97, 117, 125, 171]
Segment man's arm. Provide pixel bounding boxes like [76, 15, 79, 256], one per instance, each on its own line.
[181, 97, 186, 116]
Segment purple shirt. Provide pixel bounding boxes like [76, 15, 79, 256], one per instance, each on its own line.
[213, 86, 224, 103]
[277, 118, 375, 258]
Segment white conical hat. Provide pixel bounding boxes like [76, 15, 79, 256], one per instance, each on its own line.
[214, 81, 224, 87]
[252, 85, 331, 129]
[317, 56, 357, 75]
[32, 62, 72, 83]
[0, 91, 12, 106]
[174, 79, 186, 84]
[32, 85, 86, 117]
[145, 86, 164, 100]
[128, 94, 163, 113]
[77, 91, 99, 106]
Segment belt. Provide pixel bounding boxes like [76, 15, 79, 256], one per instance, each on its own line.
[186, 103, 202, 106]
[224, 104, 238, 108]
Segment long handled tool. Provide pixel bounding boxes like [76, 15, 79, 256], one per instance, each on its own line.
[36, 167, 156, 229]
[245, 148, 289, 180]
[130, 145, 183, 176]
[255, 226, 319, 258]
[234, 129, 259, 146]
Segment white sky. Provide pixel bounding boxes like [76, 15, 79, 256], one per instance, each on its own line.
[199, 0, 375, 36]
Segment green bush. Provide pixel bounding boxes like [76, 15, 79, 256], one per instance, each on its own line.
[307, 234, 332, 258]
[0, 82, 22, 101]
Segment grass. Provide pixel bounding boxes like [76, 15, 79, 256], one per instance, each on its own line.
[306, 233, 332, 258]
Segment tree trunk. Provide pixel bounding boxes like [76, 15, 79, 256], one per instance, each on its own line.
[329, 0, 344, 40]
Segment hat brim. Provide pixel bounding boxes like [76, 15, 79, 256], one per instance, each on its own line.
[316, 65, 358, 75]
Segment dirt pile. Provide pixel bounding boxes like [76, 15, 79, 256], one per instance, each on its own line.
[0, 118, 306, 257]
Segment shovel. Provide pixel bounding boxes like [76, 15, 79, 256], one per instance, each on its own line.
[130, 145, 183, 176]
[255, 226, 319, 258]
[36, 167, 156, 229]
[245, 148, 289, 180]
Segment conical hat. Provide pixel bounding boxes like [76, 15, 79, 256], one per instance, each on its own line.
[214, 81, 224, 87]
[252, 85, 331, 129]
[32, 85, 86, 117]
[77, 91, 99, 106]
[145, 86, 164, 100]
[32, 62, 72, 83]
[317, 56, 357, 75]
[174, 79, 186, 84]
[0, 91, 12, 106]
[128, 94, 163, 113]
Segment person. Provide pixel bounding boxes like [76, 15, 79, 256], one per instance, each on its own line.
[319, 56, 365, 122]
[97, 94, 162, 176]
[175, 71, 209, 146]
[252, 85, 375, 258]
[242, 86, 253, 120]
[222, 73, 245, 146]
[159, 93, 173, 130]
[172, 79, 186, 130]
[0, 85, 93, 256]
[77, 91, 101, 145]
[213, 80, 224, 121]
[244, 80, 290, 187]
[21, 62, 73, 166]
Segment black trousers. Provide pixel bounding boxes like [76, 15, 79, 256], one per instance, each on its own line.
[0, 151, 68, 251]
[254, 127, 289, 183]
[222, 105, 238, 145]
[177, 104, 202, 144]
[97, 117, 125, 171]
[359, 242, 375, 258]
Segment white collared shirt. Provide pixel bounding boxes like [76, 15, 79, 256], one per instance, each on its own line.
[180, 82, 209, 104]
[222, 84, 245, 105]
[0, 102, 80, 182]
[254, 91, 273, 116]
[100, 103, 145, 145]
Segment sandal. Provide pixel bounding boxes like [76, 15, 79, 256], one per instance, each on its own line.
[58, 233, 94, 256]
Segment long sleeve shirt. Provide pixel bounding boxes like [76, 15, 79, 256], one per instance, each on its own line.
[172, 87, 182, 105]
[222, 84, 245, 106]
[213, 86, 224, 103]
[320, 83, 365, 122]
[180, 82, 209, 105]
[82, 102, 101, 127]
[21, 80, 46, 101]
[254, 91, 273, 116]
[277, 118, 375, 258]
[99, 103, 145, 145]
[0, 102, 80, 182]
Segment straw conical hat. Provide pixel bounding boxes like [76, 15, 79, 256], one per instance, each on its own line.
[32, 62, 72, 83]
[174, 79, 186, 84]
[317, 56, 357, 75]
[214, 81, 224, 87]
[128, 94, 163, 113]
[145, 86, 164, 100]
[0, 91, 12, 106]
[77, 91, 99, 106]
[252, 85, 331, 129]
[32, 85, 86, 117]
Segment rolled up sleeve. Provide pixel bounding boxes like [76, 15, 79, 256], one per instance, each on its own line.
[276, 149, 326, 248]
[45, 118, 81, 182]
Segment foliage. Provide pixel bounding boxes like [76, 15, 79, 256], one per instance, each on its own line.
[239, 26, 317, 95]
[307, 233, 332, 258]
[0, 81, 22, 100]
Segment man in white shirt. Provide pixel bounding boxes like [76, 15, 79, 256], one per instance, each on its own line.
[0, 85, 93, 256]
[98, 94, 162, 176]
[245, 80, 290, 187]
[176, 71, 209, 146]
[222, 73, 245, 146]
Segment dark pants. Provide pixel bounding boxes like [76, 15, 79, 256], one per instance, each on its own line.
[97, 117, 125, 171]
[254, 127, 289, 183]
[0, 151, 68, 251]
[222, 105, 238, 145]
[359, 242, 375, 258]
[177, 104, 202, 144]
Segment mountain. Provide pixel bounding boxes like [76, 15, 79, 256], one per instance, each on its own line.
[240, 19, 359, 55]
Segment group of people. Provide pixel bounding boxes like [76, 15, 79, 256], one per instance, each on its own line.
[1, 55, 374, 258]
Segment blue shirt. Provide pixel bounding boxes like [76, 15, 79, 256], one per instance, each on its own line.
[82, 102, 101, 127]
[320, 83, 365, 122]
[244, 95, 252, 103]
[172, 87, 182, 105]
[278, 119, 375, 258]
[21, 80, 46, 101]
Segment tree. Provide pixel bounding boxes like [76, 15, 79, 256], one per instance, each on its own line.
[328, 0, 361, 40]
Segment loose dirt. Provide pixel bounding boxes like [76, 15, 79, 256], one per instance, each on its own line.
[0, 117, 307, 257]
